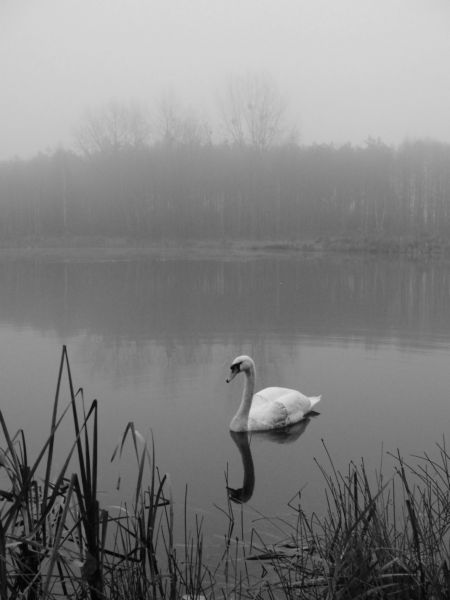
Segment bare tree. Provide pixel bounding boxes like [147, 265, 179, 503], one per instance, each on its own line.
[219, 72, 288, 149]
[75, 101, 151, 156]
[156, 91, 211, 147]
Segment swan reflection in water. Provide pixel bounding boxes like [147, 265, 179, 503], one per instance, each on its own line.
[227, 417, 314, 504]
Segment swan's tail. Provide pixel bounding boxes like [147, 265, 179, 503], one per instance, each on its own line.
[309, 395, 321, 409]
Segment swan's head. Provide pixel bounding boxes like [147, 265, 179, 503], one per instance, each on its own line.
[226, 355, 254, 382]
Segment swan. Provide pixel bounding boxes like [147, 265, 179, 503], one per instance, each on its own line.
[226, 355, 321, 432]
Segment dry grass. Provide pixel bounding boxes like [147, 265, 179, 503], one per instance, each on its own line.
[238, 440, 450, 599]
[0, 347, 214, 599]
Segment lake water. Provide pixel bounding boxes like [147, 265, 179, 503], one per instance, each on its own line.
[1, 251, 450, 552]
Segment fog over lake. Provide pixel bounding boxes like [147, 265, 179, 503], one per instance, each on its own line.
[1, 252, 449, 543]
[2, 1, 450, 160]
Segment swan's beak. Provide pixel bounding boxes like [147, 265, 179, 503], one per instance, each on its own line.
[226, 370, 238, 383]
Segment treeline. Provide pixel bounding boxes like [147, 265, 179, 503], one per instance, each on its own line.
[0, 138, 450, 243]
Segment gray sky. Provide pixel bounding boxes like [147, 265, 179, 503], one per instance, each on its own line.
[1, 0, 450, 160]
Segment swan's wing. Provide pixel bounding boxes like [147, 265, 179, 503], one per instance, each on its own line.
[249, 387, 320, 430]
[278, 391, 318, 424]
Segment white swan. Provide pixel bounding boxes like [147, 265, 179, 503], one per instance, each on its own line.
[226, 355, 321, 432]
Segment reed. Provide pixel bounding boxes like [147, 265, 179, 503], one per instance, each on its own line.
[0, 347, 214, 600]
[241, 439, 450, 599]
[0, 347, 103, 598]
[1, 349, 450, 599]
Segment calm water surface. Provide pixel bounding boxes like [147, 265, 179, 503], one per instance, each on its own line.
[1, 252, 450, 546]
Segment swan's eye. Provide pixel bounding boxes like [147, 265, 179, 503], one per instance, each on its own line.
[230, 362, 241, 373]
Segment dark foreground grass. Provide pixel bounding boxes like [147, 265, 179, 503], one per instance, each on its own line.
[245, 447, 450, 600]
[1, 348, 450, 599]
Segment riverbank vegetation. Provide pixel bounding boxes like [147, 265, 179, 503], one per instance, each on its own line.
[1, 132, 450, 254]
[1, 347, 450, 599]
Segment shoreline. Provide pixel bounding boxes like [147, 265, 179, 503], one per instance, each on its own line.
[0, 235, 448, 260]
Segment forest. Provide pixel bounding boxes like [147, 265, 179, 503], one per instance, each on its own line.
[1, 86, 449, 248]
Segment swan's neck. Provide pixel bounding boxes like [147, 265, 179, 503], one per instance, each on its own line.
[237, 433, 255, 499]
[230, 367, 255, 431]
[229, 432, 255, 502]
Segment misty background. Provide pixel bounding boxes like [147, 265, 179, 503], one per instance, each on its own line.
[1, 1, 450, 245]
[2, 0, 450, 160]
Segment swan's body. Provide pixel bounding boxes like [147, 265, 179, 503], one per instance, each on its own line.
[226, 355, 321, 432]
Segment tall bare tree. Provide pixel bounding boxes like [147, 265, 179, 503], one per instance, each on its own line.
[219, 72, 288, 149]
[75, 101, 151, 156]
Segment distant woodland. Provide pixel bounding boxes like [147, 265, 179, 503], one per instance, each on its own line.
[1, 89, 450, 247]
